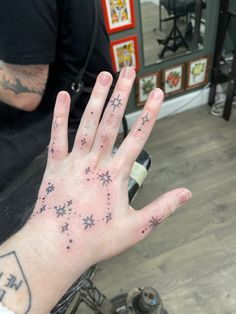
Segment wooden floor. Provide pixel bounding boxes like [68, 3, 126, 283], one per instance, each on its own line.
[77, 104, 236, 314]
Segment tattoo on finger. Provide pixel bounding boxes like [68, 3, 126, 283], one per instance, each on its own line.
[141, 216, 162, 234]
[110, 94, 123, 112]
[138, 113, 150, 132]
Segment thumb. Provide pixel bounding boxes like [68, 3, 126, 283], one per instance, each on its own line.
[129, 188, 192, 241]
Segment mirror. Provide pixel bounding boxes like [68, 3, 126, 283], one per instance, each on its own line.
[140, 0, 207, 66]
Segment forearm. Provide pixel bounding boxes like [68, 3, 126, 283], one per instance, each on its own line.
[0, 216, 86, 314]
[0, 61, 48, 111]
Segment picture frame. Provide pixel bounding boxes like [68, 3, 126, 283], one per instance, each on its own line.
[101, 0, 135, 34]
[110, 36, 140, 73]
[186, 56, 210, 90]
[136, 72, 161, 106]
[162, 64, 185, 96]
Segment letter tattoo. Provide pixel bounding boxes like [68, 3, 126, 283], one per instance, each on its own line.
[0, 251, 31, 313]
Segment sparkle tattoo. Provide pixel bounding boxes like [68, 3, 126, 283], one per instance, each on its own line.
[85, 167, 91, 175]
[110, 94, 122, 112]
[81, 138, 87, 146]
[67, 200, 73, 207]
[46, 182, 55, 194]
[52, 118, 59, 130]
[149, 216, 162, 229]
[141, 113, 150, 126]
[83, 214, 95, 230]
[105, 212, 112, 224]
[61, 223, 69, 233]
[101, 134, 109, 143]
[55, 205, 66, 218]
[98, 171, 112, 186]
[39, 205, 46, 214]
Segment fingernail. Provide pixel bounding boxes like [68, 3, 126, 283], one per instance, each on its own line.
[150, 88, 163, 100]
[99, 72, 111, 86]
[178, 189, 192, 205]
[121, 66, 135, 79]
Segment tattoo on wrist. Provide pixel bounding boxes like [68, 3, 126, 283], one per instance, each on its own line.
[0, 251, 31, 313]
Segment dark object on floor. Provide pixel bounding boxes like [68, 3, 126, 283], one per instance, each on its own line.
[110, 287, 168, 313]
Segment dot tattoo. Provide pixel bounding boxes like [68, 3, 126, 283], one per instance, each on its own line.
[83, 214, 95, 230]
[98, 171, 112, 186]
[110, 94, 122, 112]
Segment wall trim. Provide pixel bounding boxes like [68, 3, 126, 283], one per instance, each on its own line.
[123, 86, 212, 131]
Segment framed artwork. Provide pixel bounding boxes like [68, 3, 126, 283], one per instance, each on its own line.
[136, 72, 161, 106]
[110, 36, 140, 73]
[101, 0, 135, 34]
[163, 64, 185, 96]
[186, 56, 210, 89]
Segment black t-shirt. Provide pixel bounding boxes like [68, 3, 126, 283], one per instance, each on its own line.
[0, 0, 113, 124]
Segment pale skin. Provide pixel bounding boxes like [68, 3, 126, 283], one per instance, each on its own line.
[0, 67, 192, 313]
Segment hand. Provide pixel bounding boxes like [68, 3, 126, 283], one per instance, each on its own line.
[28, 67, 192, 272]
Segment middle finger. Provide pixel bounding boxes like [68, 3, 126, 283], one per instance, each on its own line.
[91, 67, 136, 157]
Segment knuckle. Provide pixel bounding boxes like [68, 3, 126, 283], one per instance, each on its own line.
[104, 112, 119, 129]
[130, 128, 147, 142]
[159, 200, 173, 218]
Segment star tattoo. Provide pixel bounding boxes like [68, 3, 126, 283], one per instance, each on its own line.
[83, 214, 95, 230]
[149, 216, 162, 229]
[67, 200, 73, 207]
[85, 167, 91, 175]
[52, 119, 59, 130]
[61, 223, 69, 233]
[105, 212, 112, 224]
[141, 113, 150, 126]
[110, 94, 122, 112]
[55, 205, 66, 218]
[101, 135, 109, 143]
[98, 171, 112, 186]
[81, 138, 87, 146]
[46, 183, 55, 194]
[39, 205, 46, 214]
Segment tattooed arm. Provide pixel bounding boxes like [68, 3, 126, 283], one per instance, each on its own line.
[0, 60, 48, 111]
[0, 68, 192, 313]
